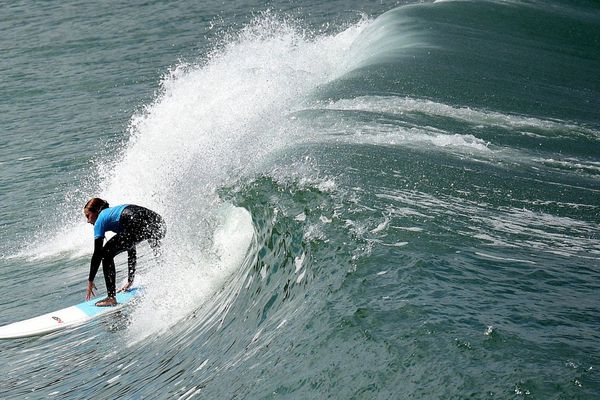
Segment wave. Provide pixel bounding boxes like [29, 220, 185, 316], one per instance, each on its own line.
[13, 2, 600, 340]
[4, 4, 600, 397]
[17, 14, 372, 337]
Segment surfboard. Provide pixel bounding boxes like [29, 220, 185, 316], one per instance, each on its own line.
[0, 288, 142, 339]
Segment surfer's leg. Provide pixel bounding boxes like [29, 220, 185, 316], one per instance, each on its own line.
[148, 217, 166, 258]
[101, 257, 117, 301]
[127, 246, 137, 283]
[98, 234, 136, 305]
[126, 205, 167, 258]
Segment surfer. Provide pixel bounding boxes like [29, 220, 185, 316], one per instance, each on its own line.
[83, 198, 166, 306]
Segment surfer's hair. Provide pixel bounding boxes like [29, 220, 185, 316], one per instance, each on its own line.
[84, 198, 110, 213]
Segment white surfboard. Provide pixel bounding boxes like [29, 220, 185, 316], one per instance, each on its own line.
[0, 288, 142, 339]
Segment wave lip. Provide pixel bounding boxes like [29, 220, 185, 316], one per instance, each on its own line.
[345, 5, 434, 70]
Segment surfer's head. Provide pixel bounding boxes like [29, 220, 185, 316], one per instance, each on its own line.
[83, 198, 110, 225]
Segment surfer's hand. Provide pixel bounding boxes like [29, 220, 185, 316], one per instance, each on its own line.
[118, 281, 133, 293]
[86, 281, 97, 301]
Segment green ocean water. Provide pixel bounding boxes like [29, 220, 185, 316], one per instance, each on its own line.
[1, 1, 599, 398]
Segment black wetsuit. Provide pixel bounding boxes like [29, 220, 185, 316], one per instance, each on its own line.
[89, 205, 166, 297]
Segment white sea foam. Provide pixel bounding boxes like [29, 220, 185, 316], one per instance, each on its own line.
[376, 186, 600, 260]
[126, 204, 253, 340]
[302, 95, 599, 159]
[322, 96, 594, 135]
[539, 157, 600, 175]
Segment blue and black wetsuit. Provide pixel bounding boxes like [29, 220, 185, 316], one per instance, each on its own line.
[89, 205, 166, 297]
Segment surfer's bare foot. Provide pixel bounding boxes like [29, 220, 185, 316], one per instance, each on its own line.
[95, 297, 117, 307]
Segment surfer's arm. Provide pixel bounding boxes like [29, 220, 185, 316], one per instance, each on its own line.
[88, 237, 104, 282]
[85, 238, 103, 300]
[85, 280, 97, 301]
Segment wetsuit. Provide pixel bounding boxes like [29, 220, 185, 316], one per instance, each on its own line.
[89, 205, 166, 297]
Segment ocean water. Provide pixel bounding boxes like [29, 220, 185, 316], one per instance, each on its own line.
[1, 0, 599, 398]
